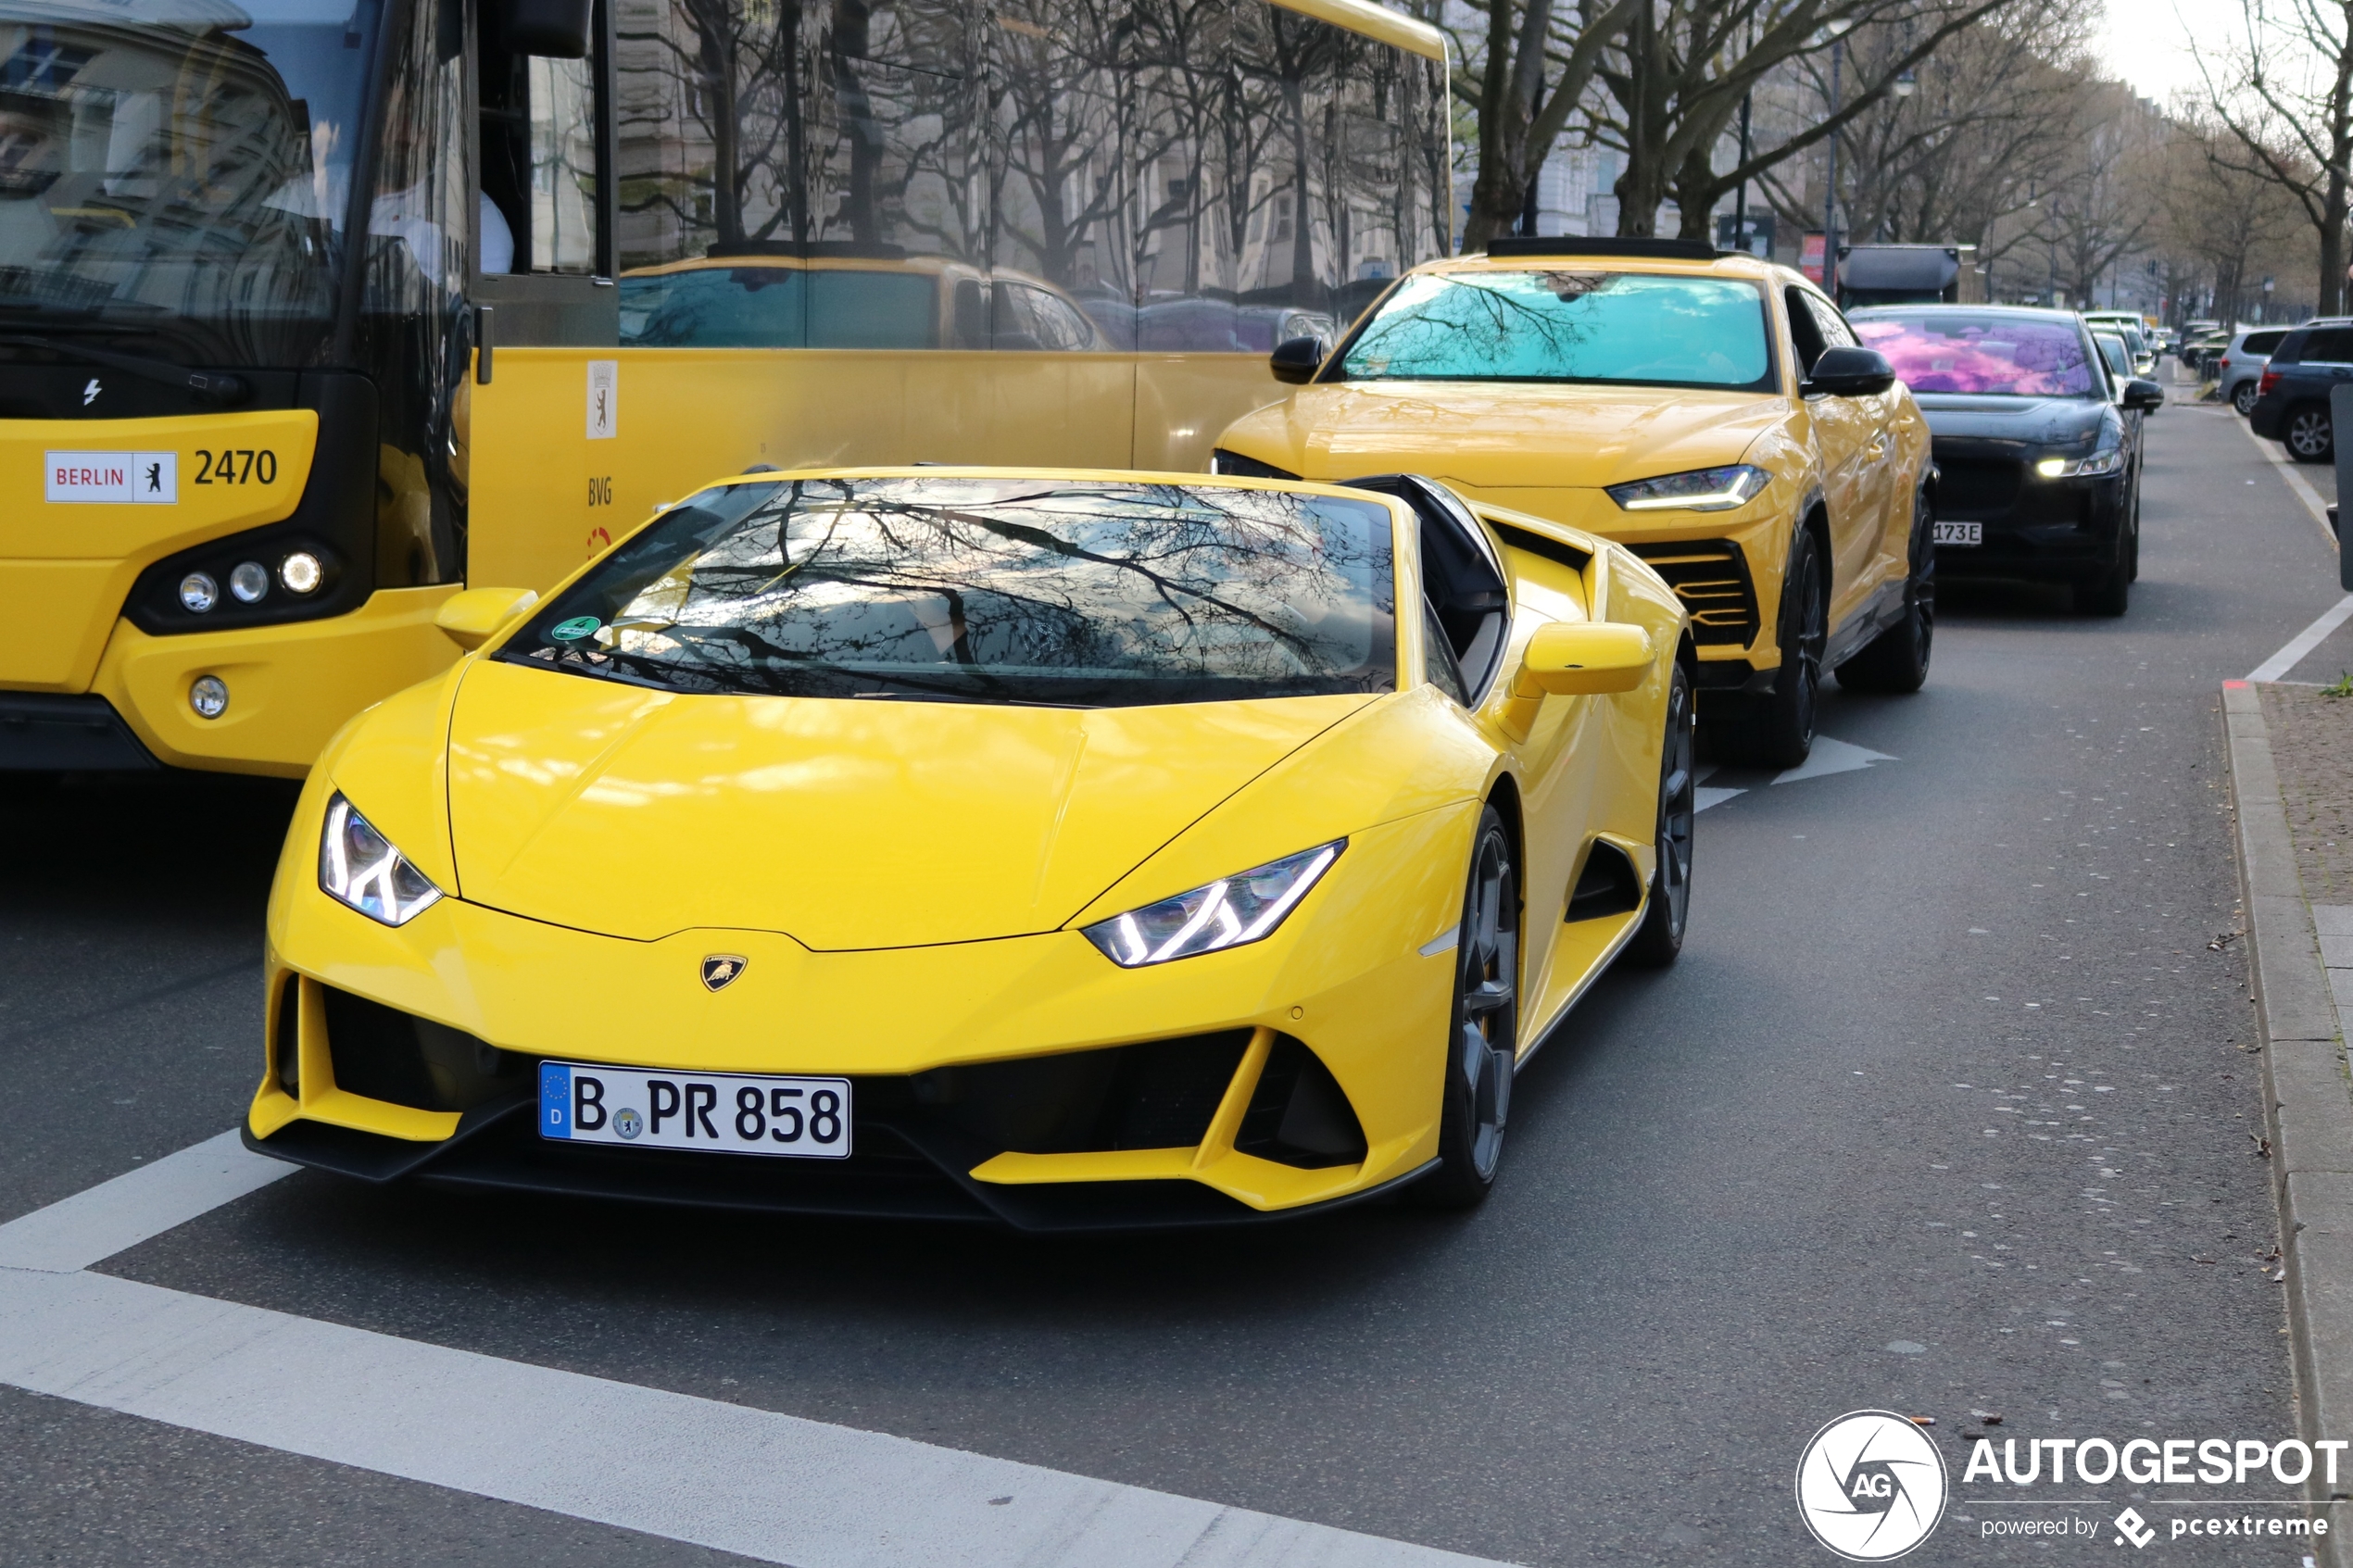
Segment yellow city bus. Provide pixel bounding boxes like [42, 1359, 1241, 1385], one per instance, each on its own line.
[0, 0, 1446, 774]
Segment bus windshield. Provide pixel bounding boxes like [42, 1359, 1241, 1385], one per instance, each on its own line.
[1337, 270, 1776, 391]
[501, 476, 1399, 709]
[0, 0, 377, 364]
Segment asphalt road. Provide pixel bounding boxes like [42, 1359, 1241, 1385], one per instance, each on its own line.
[0, 401, 2336, 1566]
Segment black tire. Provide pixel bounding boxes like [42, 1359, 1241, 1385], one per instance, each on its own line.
[1835, 487, 1935, 695]
[2233, 381, 2259, 417]
[2072, 538, 2132, 617]
[2287, 403, 2334, 464]
[2126, 476, 2142, 583]
[1415, 804, 1519, 1210]
[1623, 661, 1694, 970]
[1710, 526, 1825, 769]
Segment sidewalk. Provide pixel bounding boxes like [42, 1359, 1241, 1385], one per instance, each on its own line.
[2225, 681, 2353, 1562]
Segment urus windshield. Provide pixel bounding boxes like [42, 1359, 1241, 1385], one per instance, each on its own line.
[502, 476, 1400, 709]
[0, 0, 378, 365]
[1336, 270, 1775, 391]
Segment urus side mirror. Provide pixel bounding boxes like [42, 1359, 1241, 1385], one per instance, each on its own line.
[1270, 336, 1327, 384]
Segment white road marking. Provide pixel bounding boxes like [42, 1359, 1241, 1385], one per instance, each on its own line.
[1771, 735, 1896, 786]
[1694, 787, 1746, 813]
[0, 1139, 1516, 1568]
[0, 1129, 289, 1273]
[2234, 408, 2338, 551]
[2247, 595, 2353, 684]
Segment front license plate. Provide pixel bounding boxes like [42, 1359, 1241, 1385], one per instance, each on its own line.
[538, 1060, 850, 1159]
[1932, 521, 1982, 546]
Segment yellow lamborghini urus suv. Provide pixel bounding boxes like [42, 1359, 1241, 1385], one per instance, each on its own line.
[246, 469, 1694, 1228]
[1213, 237, 1936, 767]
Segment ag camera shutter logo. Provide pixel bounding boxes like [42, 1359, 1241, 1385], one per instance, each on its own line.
[1796, 1410, 1948, 1561]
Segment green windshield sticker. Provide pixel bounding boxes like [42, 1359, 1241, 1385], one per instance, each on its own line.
[550, 616, 601, 642]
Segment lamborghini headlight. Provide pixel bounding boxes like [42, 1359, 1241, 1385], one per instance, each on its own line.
[1082, 841, 1344, 967]
[2035, 446, 2122, 479]
[319, 792, 444, 926]
[1605, 464, 1771, 512]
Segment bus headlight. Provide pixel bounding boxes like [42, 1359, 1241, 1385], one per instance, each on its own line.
[178, 572, 219, 613]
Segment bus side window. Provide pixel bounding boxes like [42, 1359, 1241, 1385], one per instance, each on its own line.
[479, 5, 601, 275]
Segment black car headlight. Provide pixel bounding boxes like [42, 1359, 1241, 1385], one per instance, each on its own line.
[319, 792, 445, 926]
[1082, 841, 1343, 967]
[2035, 447, 2122, 479]
[1605, 464, 1771, 512]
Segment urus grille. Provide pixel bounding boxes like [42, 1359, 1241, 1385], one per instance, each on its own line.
[1625, 539, 1760, 646]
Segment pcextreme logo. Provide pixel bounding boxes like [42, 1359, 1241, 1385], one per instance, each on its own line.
[1797, 1410, 1950, 1561]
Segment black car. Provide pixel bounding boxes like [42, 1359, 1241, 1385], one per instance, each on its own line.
[1851, 306, 2159, 616]
[2247, 319, 2352, 463]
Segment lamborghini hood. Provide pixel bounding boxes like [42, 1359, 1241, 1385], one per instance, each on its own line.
[442, 659, 1377, 947]
[1233, 382, 1788, 491]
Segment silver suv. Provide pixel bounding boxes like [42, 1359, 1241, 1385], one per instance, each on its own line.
[2220, 327, 2292, 416]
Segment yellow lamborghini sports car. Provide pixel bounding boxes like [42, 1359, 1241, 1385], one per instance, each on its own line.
[1213, 237, 1936, 768]
[245, 469, 1692, 1228]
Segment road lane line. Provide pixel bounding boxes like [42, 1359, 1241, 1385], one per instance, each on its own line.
[0, 1137, 1515, 1568]
[0, 1272, 1507, 1568]
[2234, 409, 2338, 550]
[2247, 596, 2353, 684]
[0, 1129, 290, 1273]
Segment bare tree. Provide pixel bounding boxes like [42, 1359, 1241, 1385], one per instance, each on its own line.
[1564, 0, 2021, 242]
[2196, 0, 2353, 315]
[1820, 0, 2094, 259]
[1452, 0, 1639, 252]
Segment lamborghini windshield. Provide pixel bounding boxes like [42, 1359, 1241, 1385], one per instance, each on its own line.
[504, 476, 1399, 708]
[1337, 270, 1776, 391]
[0, 0, 378, 363]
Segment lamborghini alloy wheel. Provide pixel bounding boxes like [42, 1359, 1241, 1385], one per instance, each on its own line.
[1417, 803, 1519, 1208]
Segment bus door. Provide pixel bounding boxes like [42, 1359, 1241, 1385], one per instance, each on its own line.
[463, 0, 619, 591]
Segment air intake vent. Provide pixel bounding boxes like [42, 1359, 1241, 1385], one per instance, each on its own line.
[1625, 538, 1760, 646]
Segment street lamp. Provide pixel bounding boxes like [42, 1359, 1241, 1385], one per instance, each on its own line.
[1822, 19, 1853, 296]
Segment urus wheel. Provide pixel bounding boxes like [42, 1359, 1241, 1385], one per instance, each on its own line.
[1416, 803, 1519, 1209]
[1624, 660, 1694, 969]
[1708, 526, 1824, 767]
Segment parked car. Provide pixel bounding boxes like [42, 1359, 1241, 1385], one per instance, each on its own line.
[1851, 305, 2158, 616]
[2218, 327, 2292, 415]
[2249, 319, 2353, 462]
[2183, 329, 2234, 375]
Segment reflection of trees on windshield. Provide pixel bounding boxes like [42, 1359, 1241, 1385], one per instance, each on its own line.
[510, 478, 1396, 706]
[1340, 272, 1774, 389]
[0, 4, 359, 361]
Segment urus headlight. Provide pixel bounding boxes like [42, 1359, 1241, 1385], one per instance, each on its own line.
[1083, 841, 1343, 967]
[319, 792, 444, 926]
[1606, 464, 1771, 512]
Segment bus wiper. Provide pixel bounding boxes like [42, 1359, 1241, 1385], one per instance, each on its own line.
[0, 334, 247, 406]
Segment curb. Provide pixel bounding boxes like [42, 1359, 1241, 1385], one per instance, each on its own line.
[2223, 680, 2353, 1559]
